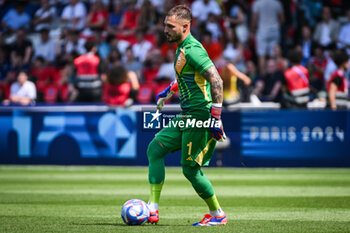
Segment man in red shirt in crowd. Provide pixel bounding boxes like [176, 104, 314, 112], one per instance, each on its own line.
[327, 49, 349, 110]
[73, 41, 102, 102]
[282, 48, 310, 108]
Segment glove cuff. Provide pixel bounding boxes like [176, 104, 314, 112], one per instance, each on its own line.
[170, 81, 178, 92]
[211, 105, 222, 119]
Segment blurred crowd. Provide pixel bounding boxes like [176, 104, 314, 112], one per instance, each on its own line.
[0, 0, 349, 109]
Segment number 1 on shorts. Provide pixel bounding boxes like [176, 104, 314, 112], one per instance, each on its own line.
[187, 141, 192, 155]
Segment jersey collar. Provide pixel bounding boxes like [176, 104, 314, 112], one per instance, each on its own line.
[178, 33, 192, 48]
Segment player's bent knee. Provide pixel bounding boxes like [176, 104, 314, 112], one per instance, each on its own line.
[182, 165, 199, 181]
[147, 138, 167, 161]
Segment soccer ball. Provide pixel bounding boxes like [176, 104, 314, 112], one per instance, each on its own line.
[121, 199, 150, 225]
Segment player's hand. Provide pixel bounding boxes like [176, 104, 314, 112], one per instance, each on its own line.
[210, 105, 226, 142]
[156, 80, 178, 110]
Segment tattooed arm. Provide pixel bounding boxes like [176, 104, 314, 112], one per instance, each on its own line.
[202, 65, 226, 141]
[202, 66, 223, 104]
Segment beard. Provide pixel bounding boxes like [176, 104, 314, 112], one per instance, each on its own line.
[166, 33, 182, 43]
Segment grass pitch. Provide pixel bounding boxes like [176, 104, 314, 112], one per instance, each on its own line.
[0, 166, 350, 233]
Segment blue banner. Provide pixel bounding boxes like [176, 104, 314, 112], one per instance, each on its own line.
[240, 110, 350, 166]
[0, 107, 349, 167]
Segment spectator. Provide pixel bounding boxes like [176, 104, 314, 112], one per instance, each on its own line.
[338, 9, 350, 52]
[246, 60, 259, 83]
[136, 0, 165, 15]
[138, 0, 157, 31]
[7, 53, 31, 85]
[132, 29, 153, 63]
[30, 56, 58, 96]
[252, 58, 283, 102]
[313, 6, 340, 49]
[324, 49, 337, 82]
[282, 49, 310, 109]
[85, 0, 108, 31]
[327, 49, 349, 110]
[94, 30, 109, 60]
[221, 62, 251, 106]
[107, 2, 124, 34]
[273, 44, 288, 72]
[109, 34, 130, 55]
[99, 33, 130, 62]
[103, 64, 139, 106]
[65, 30, 86, 55]
[55, 27, 70, 60]
[1, 2, 31, 33]
[123, 46, 143, 78]
[32, 0, 57, 32]
[225, 0, 248, 43]
[222, 27, 245, 72]
[297, 25, 316, 66]
[61, 0, 87, 31]
[104, 48, 122, 70]
[33, 28, 57, 63]
[156, 50, 176, 81]
[3, 71, 36, 105]
[201, 31, 223, 63]
[251, 0, 284, 75]
[226, 1, 245, 29]
[9, 28, 33, 65]
[119, 1, 141, 35]
[191, 0, 221, 28]
[299, 0, 322, 28]
[308, 45, 328, 92]
[73, 41, 102, 102]
[205, 13, 222, 42]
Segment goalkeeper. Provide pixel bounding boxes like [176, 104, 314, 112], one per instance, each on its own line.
[147, 5, 227, 226]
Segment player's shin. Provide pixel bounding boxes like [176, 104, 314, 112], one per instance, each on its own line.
[147, 138, 168, 213]
[183, 165, 225, 217]
[182, 165, 214, 198]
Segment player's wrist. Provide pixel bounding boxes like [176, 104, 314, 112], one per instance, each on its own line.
[211, 103, 222, 119]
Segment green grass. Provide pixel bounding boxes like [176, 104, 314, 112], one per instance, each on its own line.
[1, 166, 350, 233]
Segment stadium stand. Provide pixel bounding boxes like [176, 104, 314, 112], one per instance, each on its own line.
[0, 0, 348, 110]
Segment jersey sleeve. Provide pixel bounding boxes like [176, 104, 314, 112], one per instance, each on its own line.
[186, 45, 214, 75]
[331, 76, 342, 88]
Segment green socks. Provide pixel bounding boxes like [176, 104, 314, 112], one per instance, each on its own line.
[204, 194, 221, 211]
[149, 183, 163, 204]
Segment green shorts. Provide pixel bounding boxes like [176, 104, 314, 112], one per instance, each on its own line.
[155, 111, 217, 167]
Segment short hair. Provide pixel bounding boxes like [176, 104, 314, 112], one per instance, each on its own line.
[288, 48, 303, 64]
[84, 41, 95, 52]
[17, 70, 30, 79]
[167, 5, 192, 25]
[333, 49, 349, 67]
[35, 56, 45, 64]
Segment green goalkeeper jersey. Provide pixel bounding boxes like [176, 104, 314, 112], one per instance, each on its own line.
[174, 33, 214, 114]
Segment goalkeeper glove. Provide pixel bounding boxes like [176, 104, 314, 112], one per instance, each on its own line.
[210, 104, 226, 142]
[156, 80, 178, 110]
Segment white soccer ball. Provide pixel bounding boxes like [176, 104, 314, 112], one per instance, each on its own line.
[121, 199, 150, 225]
